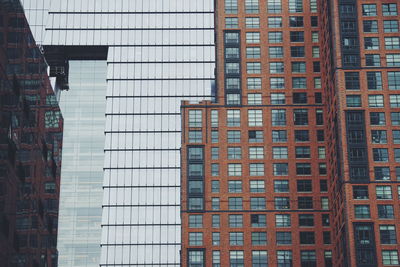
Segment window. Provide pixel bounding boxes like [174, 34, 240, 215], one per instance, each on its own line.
[353, 186, 369, 200]
[225, 0, 238, 14]
[248, 110, 263, 126]
[211, 130, 219, 143]
[295, 130, 309, 142]
[373, 148, 389, 162]
[388, 72, 400, 90]
[252, 232, 267, 245]
[393, 130, 400, 144]
[247, 47, 261, 59]
[211, 110, 219, 127]
[297, 180, 312, 192]
[387, 54, 400, 67]
[188, 251, 204, 266]
[345, 72, 360, 90]
[320, 180, 328, 192]
[212, 232, 220, 245]
[365, 37, 379, 50]
[319, 163, 327, 175]
[289, 0, 303, 12]
[277, 251, 292, 267]
[370, 112, 386, 125]
[294, 109, 308, 125]
[269, 46, 284, 58]
[252, 251, 268, 267]
[213, 251, 220, 267]
[382, 251, 399, 266]
[188, 181, 203, 194]
[248, 93, 262, 105]
[390, 95, 400, 107]
[344, 54, 359, 67]
[375, 167, 390, 180]
[211, 164, 219, 176]
[355, 205, 370, 218]
[301, 251, 316, 267]
[189, 233, 203, 246]
[290, 16, 304, 27]
[274, 163, 288, 176]
[212, 198, 220, 210]
[230, 251, 244, 267]
[292, 62, 306, 73]
[312, 32, 319, 43]
[251, 197, 266, 210]
[189, 110, 202, 127]
[226, 47, 240, 59]
[250, 163, 264, 176]
[311, 16, 318, 27]
[229, 214, 243, 228]
[212, 180, 220, 193]
[384, 20, 399, 33]
[249, 147, 264, 159]
[362, 4, 377, 16]
[367, 72, 382, 90]
[275, 214, 291, 227]
[212, 215, 220, 228]
[271, 93, 286, 104]
[230, 232, 244, 245]
[227, 94, 241, 105]
[227, 110, 241, 127]
[317, 130, 324, 142]
[269, 31, 283, 43]
[310, 0, 317, 12]
[371, 130, 387, 144]
[226, 63, 240, 74]
[268, 17, 282, 28]
[385, 37, 400, 49]
[270, 62, 284, 73]
[275, 197, 290, 209]
[298, 197, 313, 209]
[225, 32, 240, 44]
[272, 130, 287, 142]
[376, 186, 393, 199]
[248, 77, 262, 89]
[368, 95, 384, 107]
[380, 225, 397, 244]
[249, 130, 263, 143]
[229, 197, 243, 210]
[44, 182, 56, 193]
[246, 17, 260, 28]
[378, 205, 394, 219]
[228, 180, 242, 193]
[382, 4, 398, 16]
[318, 147, 326, 159]
[292, 77, 307, 89]
[274, 180, 289, 192]
[299, 214, 314, 227]
[188, 198, 203, 210]
[291, 46, 305, 57]
[300, 232, 315, 244]
[296, 147, 310, 158]
[189, 215, 203, 228]
[346, 95, 362, 107]
[313, 61, 320, 72]
[228, 164, 242, 176]
[188, 164, 203, 177]
[251, 214, 266, 227]
[272, 109, 286, 126]
[228, 147, 242, 159]
[276, 232, 292, 244]
[296, 163, 311, 175]
[365, 54, 381, 66]
[273, 147, 288, 159]
[245, 0, 259, 13]
[247, 62, 262, 74]
[268, 0, 282, 13]
[246, 32, 260, 43]
[226, 17, 239, 28]
[290, 31, 304, 42]
[250, 180, 265, 193]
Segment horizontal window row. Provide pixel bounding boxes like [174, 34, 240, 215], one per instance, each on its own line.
[225, 0, 318, 14]
[189, 231, 330, 246]
[208, 179, 328, 193]
[227, 76, 322, 91]
[362, 20, 399, 33]
[353, 185, 400, 200]
[345, 71, 400, 91]
[346, 94, 400, 108]
[362, 3, 398, 17]
[188, 196, 329, 211]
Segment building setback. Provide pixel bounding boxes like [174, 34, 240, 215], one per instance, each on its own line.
[0, 0, 63, 267]
[181, 0, 400, 266]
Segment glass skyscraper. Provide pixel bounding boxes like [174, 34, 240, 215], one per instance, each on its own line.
[21, 0, 215, 266]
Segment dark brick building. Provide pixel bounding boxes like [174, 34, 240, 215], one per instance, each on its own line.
[0, 0, 63, 266]
[181, 0, 400, 266]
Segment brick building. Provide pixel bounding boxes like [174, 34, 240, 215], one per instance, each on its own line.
[0, 0, 63, 266]
[181, 0, 400, 266]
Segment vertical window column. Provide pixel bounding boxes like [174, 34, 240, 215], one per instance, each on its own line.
[224, 31, 242, 105]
